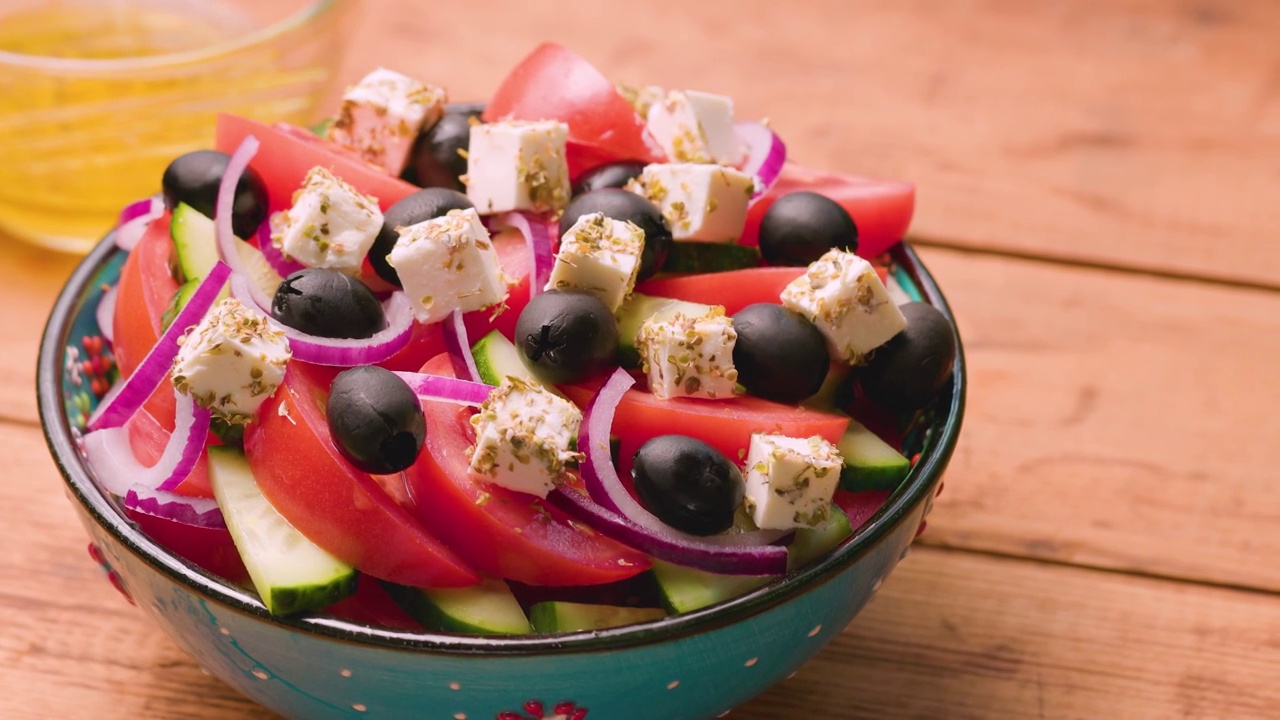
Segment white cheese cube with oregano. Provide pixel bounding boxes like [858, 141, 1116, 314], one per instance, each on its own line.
[630, 163, 754, 242]
[545, 212, 646, 312]
[270, 167, 383, 275]
[388, 208, 509, 325]
[742, 433, 842, 530]
[635, 306, 739, 400]
[645, 89, 743, 166]
[326, 67, 447, 176]
[171, 298, 291, 425]
[468, 377, 584, 498]
[780, 248, 907, 363]
[464, 120, 571, 214]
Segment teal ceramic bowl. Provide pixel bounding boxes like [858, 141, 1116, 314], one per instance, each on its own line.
[39, 233, 965, 720]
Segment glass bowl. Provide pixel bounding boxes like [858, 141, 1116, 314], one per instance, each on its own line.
[0, 0, 359, 253]
[38, 232, 965, 719]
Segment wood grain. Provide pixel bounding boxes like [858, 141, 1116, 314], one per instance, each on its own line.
[0, 239, 79, 426]
[333, 0, 1280, 288]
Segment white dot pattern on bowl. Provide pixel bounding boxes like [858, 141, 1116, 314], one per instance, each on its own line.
[219, 627, 231, 636]
[352, 704, 367, 713]
[454, 713, 467, 720]
[808, 624, 822, 638]
[667, 680, 681, 690]
[252, 669, 269, 680]
[744, 657, 758, 667]
[448, 682, 461, 691]
[871, 577, 884, 593]
[340, 669, 353, 678]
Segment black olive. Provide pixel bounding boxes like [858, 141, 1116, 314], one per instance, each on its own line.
[632, 435, 745, 536]
[161, 150, 268, 240]
[271, 268, 385, 339]
[857, 302, 957, 412]
[731, 303, 830, 403]
[403, 102, 484, 192]
[571, 161, 647, 196]
[369, 188, 475, 286]
[327, 366, 426, 474]
[515, 290, 618, 384]
[757, 191, 858, 267]
[559, 189, 672, 282]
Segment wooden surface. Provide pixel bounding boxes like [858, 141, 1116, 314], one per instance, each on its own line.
[2, 0, 1278, 718]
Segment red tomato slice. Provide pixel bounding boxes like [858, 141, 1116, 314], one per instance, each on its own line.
[243, 363, 480, 588]
[561, 379, 850, 480]
[126, 406, 213, 499]
[113, 215, 179, 431]
[637, 267, 805, 316]
[463, 227, 532, 343]
[742, 164, 915, 259]
[375, 319, 448, 373]
[485, 43, 664, 170]
[404, 354, 652, 587]
[124, 504, 249, 585]
[214, 114, 419, 214]
[833, 490, 893, 530]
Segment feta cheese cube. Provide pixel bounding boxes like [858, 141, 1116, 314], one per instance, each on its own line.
[388, 208, 509, 324]
[635, 307, 738, 400]
[545, 213, 645, 312]
[645, 90, 743, 166]
[631, 163, 753, 242]
[742, 433, 842, 530]
[616, 82, 666, 118]
[171, 298, 291, 424]
[271, 167, 383, 275]
[465, 120, 570, 214]
[469, 377, 583, 498]
[780, 249, 907, 363]
[326, 67, 447, 176]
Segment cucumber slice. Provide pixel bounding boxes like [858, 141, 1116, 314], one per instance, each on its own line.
[838, 419, 911, 492]
[171, 202, 221, 284]
[787, 505, 854, 570]
[528, 601, 665, 633]
[651, 561, 769, 614]
[383, 577, 532, 635]
[207, 446, 356, 616]
[661, 242, 760, 274]
[615, 292, 715, 367]
[469, 330, 569, 400]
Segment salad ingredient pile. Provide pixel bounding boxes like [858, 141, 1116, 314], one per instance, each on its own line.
[83, 44, 957, 635]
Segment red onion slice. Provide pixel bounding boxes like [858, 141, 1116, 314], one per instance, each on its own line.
[736, 121, 787, 201]
[256, 220, 305, 278]
[215, 135, 273, 311]
[97, 284, 118, 345]
[443, 310, 481, 382]
[228, 274, 414, 367]
[492, 211, 554, 297]
[88, 263, 231, 431]
[83, 388, 211, 496]
[114, 196, 164, 251]
[124, 484, 225, 529]
[391, 371, 493, 406]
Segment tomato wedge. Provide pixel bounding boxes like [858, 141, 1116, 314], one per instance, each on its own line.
[485, 43, 664, 171]
[637, 268, 805, 317]
[404, 354, 652, 586]
[742, 164, 915, 259]
[214, 114, 419, 214]
[113, 214, 180, 431]
[127, 406, 212, 499]
[562, 378, 850, 480]
[243, 362, 479, 588]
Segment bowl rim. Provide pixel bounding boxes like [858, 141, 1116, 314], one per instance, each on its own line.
[0, 0, 350, 74]
[38, 233, 966, 656]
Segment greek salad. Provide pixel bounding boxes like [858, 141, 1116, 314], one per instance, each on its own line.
[83, 43, 957, 633]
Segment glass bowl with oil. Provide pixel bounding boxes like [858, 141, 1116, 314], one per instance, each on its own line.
[0, 0, 360, 253]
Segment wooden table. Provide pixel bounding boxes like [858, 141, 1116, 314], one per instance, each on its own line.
[3, 1, 1278, 717]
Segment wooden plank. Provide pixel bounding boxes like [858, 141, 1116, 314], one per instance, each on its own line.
[911, 245, 1280, 591]
[338, 0, 1280, 286]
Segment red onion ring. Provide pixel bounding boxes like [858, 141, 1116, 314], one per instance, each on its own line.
[97, 284, 118, 345]
[88, 262, 231, 431]
[443, 310, 481, 382]
[492, 211, 554, 297]
[215, 135, 273, 311]
[255, 219, 305, 278]
[391, 371, 493, 406]
[124, 484, 225, 529]
[83, 388, 211, 496]
[228, 274, 413, 367]
[114, 196, 164, 251]
[736, 121, 787, 201]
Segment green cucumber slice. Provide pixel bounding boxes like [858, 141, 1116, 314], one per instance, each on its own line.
[787, 505, 854, 570]
[207, 446, 356, 616]
[651, 561, 769, 614]
[528, 601, 665, 633]
[383, 577, 532, 635]
[838, 419, 911, 492]
[615, 292, 715, 367]
[661, 242, 760, 274]
[171, 202, 222, 284]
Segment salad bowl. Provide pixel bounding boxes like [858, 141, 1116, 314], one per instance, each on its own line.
[39, 230, 964, 720]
